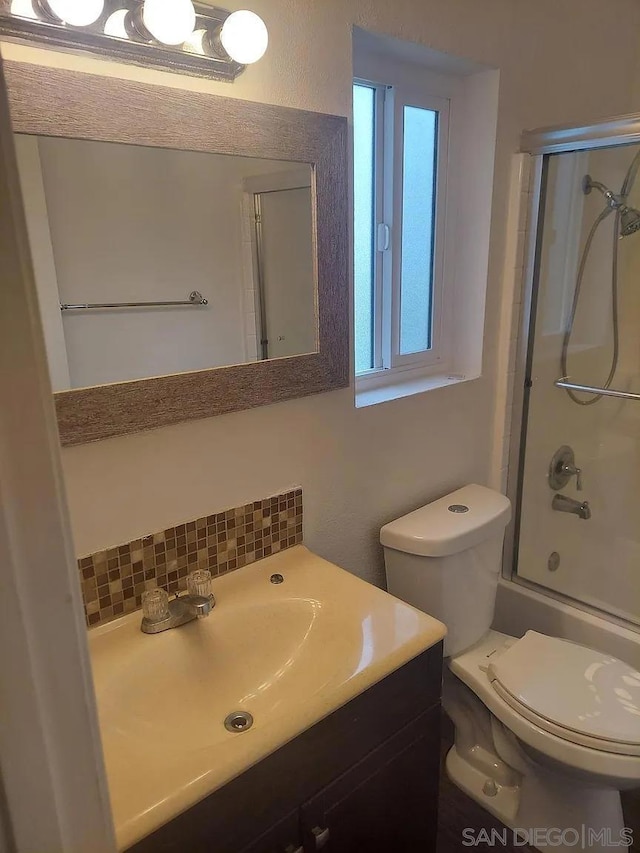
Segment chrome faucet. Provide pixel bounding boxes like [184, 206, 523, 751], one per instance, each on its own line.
[561, 461, 583, 491]
[549, 446, 584, 491]
[141, 570, 215, 634]
[552, 493, 591, 521]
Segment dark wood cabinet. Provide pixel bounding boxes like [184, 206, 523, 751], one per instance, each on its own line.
[128, 643, 443, 853]
[300, 709, 439, 853]
[237, 812, 301, 853]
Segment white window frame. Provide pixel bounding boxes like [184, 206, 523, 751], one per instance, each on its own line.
[354, 77, 452, 389]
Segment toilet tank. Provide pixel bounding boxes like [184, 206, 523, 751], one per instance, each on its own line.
[381, 485, 511, 657]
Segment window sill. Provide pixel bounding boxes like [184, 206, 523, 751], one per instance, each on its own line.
[355, 368, 479, 408]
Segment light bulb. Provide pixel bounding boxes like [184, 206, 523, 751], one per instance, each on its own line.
[142, 0, 196, 46]
[44, 0, 104, 26]
[184, 28, 207, 55]
[11, 0, 38, 20]
[103, 8, 128, 38]
[220, 10, 268, 65]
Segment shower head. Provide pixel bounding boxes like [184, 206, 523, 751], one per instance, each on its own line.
[583, 174, 640, 237]
[620, 205, 640, 237]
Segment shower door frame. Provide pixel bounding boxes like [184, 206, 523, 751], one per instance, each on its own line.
[504, 111, 640, 633]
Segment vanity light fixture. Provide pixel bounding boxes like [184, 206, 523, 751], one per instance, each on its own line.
[34, 0, 105, 27]
[9, 0, 37, 19]
[103, 6, 127, 38]
[219, 10, 268, 65]
[0, 0, 269, 82]
[138, 0, 196, 46]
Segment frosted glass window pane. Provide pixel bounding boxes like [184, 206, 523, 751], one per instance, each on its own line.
[400, 106, 438, 355]
[353, 84, 376, 374]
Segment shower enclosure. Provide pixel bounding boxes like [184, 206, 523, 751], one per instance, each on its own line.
[512, 118, 640, 630]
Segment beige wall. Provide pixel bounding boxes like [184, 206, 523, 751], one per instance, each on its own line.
[4, 0, 640, 587]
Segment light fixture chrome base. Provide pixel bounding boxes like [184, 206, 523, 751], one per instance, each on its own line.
[123, 5, 153, 44]
[0, 0, 245, 82]
[31, 0, 63, 25]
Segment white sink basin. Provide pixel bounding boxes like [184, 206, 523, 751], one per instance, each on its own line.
[88, 546, 446, 850]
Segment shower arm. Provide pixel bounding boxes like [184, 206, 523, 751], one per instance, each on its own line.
[585, 178, 623, 207]
[588, 147, 640, 207]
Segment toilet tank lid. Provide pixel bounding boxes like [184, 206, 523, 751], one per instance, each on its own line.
[380, 484, 511, 557]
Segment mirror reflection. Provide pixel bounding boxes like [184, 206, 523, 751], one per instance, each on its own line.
[15, 135, 317, 391]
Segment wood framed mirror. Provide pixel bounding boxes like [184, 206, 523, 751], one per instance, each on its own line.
[4, 60, 349, 445]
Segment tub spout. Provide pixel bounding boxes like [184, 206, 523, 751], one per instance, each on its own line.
[552, 493, 591, 520]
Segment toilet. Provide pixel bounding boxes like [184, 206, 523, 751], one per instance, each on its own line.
[381, 484, 640, 853]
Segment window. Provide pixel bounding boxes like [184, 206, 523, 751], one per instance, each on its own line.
[352, 32, 500, 407]
[353, 79, 450, 383]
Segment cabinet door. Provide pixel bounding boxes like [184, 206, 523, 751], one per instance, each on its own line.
[238, 811, 302, 853]
[301, 708, 440, 853]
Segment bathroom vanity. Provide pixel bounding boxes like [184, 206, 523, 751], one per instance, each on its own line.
[128, 647, 442, 853]
[87, 547, 446, 852]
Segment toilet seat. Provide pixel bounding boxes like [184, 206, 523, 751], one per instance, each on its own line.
[450, 630, 640, 784]
[488, 631, 640, 757]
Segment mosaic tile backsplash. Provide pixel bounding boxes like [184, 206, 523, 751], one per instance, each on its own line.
[78, 489, 303, 628]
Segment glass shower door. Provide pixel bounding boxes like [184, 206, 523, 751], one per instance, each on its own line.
[516, 142, 640, 627]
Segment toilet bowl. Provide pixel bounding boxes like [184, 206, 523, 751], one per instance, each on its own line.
[381, 484, 640, 853]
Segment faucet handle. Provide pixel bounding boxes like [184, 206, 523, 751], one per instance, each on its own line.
[142, 587, 169, 622]
[187, 569, 213, 599]
[563, 462, 583, 491]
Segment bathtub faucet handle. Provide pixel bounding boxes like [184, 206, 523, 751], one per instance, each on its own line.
[562, 462, 583, 491]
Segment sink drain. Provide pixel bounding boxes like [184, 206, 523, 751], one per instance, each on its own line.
[224, 711, 254, 733]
